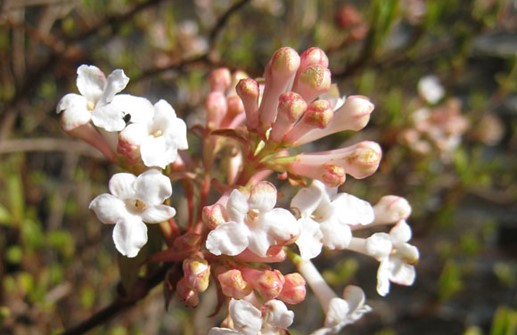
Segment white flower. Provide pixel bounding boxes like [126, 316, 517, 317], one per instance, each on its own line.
[375, 221, 419, 296]
[89, 169, 176, 257]
[297, 260, 371, 335]
[291, 180, 374, 259]
[118, 99, 188, 168]
[206, 181, 300, 257]
[208, 298, 294, 335]
[57, 65, 153, 132]
[417, 75, 444, 104]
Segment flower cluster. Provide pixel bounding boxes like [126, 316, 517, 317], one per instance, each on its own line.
[57, 47, 420, 334]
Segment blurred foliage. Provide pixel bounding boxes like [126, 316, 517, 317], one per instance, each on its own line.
[0, 0, 516, 334]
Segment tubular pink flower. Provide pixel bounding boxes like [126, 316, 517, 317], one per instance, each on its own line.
[294, 96, 375, 146]
[210, 68, 232, 93]
[297, 260, 371, 335]
[285, 141, 382, 187]
[236, 78, 260, 130]
[206, 91, 228, 130]
[283, 100, 333, 144]
[258, 47, 301, 131]
[269, 92, 307, 143]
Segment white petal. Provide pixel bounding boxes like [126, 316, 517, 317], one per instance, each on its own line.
[263, 299, 294, 329]
[320, 221, 352, 250]
[100, 69, 129, 103]
[89, 193, 126, 224]
[247, 228, 274, 257]
[141, 204, 176, 223]
[291, 181, 325, 217]
[111, 94, 154, 125]
[57, 94, 91, 131]
[389, 220, 412, 243]
[133, 169, 172, 205]
[229, 299, 262, 335]
[113, 218, 148, 257]
[342, 285, 367, 315]
[76, 65, 106, 102]
[168, 117, 189, 150]
[376, 260, 391, 296]
[332, 193, 374, 225]
[388, 258, 416, 286]
[248, 181, 277, 212]
[226, 189, 249, 223]
[263, 208, 299, 242]
[366, 233, 392, 260]
[140, 136, 171, 169]
[206, 221, 249, 256]
[118, 122, 149, 146]
[154, 99, 177, 118]
[108, 173, 136, 199]
[324, 297, 349, 329]
[296, 217, 323, 259]
[208, 328, 240, 335]
[91, 103, 126, 132]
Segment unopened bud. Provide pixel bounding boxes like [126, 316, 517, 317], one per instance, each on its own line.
[209, 68, 231, 92]
[183, 254, 210, 293]
[217, 269, 253, 299]
[176, 277, 199, 307]
[206, 91, 227, 130]
[243, 268, 285, 301]
[270, 92, 307, 143]
[236, 78, 260, 130]
[299, 47, 329, 68]
[203, 203, 228, 229]
[343, 141, 382, 179]
[322, 163, 346, 187]
[293, 64, 331, 102]
[373, 196, 412, 225]
[279, 273, 306, 304]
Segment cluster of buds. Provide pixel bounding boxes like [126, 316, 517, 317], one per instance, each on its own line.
[57, 47, 420, 334]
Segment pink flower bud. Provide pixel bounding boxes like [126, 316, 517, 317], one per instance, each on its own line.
[283, 100, 333, 144]
[217, 269, 253, 299]
[270, 92, 307, 143]
[279, 273, 306, 304]
[206, 91, 227, 130]
[258, 47, 301, 131]
[372, 195, 412, 225]
[176, 277, 199, 307]
[209, 68, 232, 93]
[292, 64, 331, 103]
[182, 254, 210, 293]
[236, 78, 260, 130]
[203, 203, 228, 230]
[242, 268, 286, 301]
[299, 47, 329, 69]
[221, 95, 245, 128]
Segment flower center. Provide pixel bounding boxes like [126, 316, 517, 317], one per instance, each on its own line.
[87, 101, 95, 111]
[152, 129, 163, 138]
[126, 198, 147, 213]
[245, 209, 260, 226]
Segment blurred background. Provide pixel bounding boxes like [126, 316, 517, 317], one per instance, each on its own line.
[0, 0, 516, 334]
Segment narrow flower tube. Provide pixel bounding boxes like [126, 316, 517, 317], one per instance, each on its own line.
[66, 123, 116, 161]
[294, 96, 375, 146]
[283, 100, 333, 144]
[269, 92, 307, 143]
[206, 91, 228, 130]
[283, 141, 382, 186]
[236, 78, 260, 130]
[258, 47, 301, 131]
[210, 68, 232, 93]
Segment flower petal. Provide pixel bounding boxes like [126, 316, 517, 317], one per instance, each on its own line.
[206, 221, 249, 256]
[389, 220, 412, 243]
[295, 217, 323, 259]
[229, 299, 262, 335]
[108, 173, 136, 199]
[57, 93, 91, 131]
[226, 189, 249, 223]
[141, 204, 176, 223]
[76, 65, 106, 102]
[110, 94, 154, 125]
[100, 69, 129, 104]
[247, 227, 273, 257]
[388, 258, 416, 286]
[91, 103, 126, 132]
[140, 136, 171, 169]
[324, 297, 349, 329]
[89, 193, 126, 224]
[133, 169, 172, 205]
[263, 208, 299, 242]
[208, 328, 240, 335]
[263, 299, 294, 330]
[366, 233, 392, 260]
[332, 193, 374, 225]
[248, 181, 277, 212]
[291, 181, 325, 217]
[112, 217, 148, 258]
[320, 220, 352, 250]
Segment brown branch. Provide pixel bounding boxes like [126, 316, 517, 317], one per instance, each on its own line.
[0, 138, 103, 157]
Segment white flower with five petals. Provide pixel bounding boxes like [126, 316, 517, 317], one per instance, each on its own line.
[291, 180, 374, 259]
[57, 65, 153, 132]
[206, 181, 300, 258]
[118, 99, 188, 168]
[89, 169, 176, 257]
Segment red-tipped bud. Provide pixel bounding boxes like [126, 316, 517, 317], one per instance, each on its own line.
[283, 100, 333, 144]
[299, 47, 329, 69]
[292, 64, 331, 103]
[270, 92, 307, 143]
[203, 203, 228, 230]
[279, 273, 306, 304]
[217, 269, 253, 299]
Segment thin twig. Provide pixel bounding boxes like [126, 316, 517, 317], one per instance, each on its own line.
[0, 138, 102, 157]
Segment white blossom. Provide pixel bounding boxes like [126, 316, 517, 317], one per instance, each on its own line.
[291, 180, 374, 259]
[206, 182, 300, 257]
[89, 169, 176, 257]
[118, 99, 188, 168]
